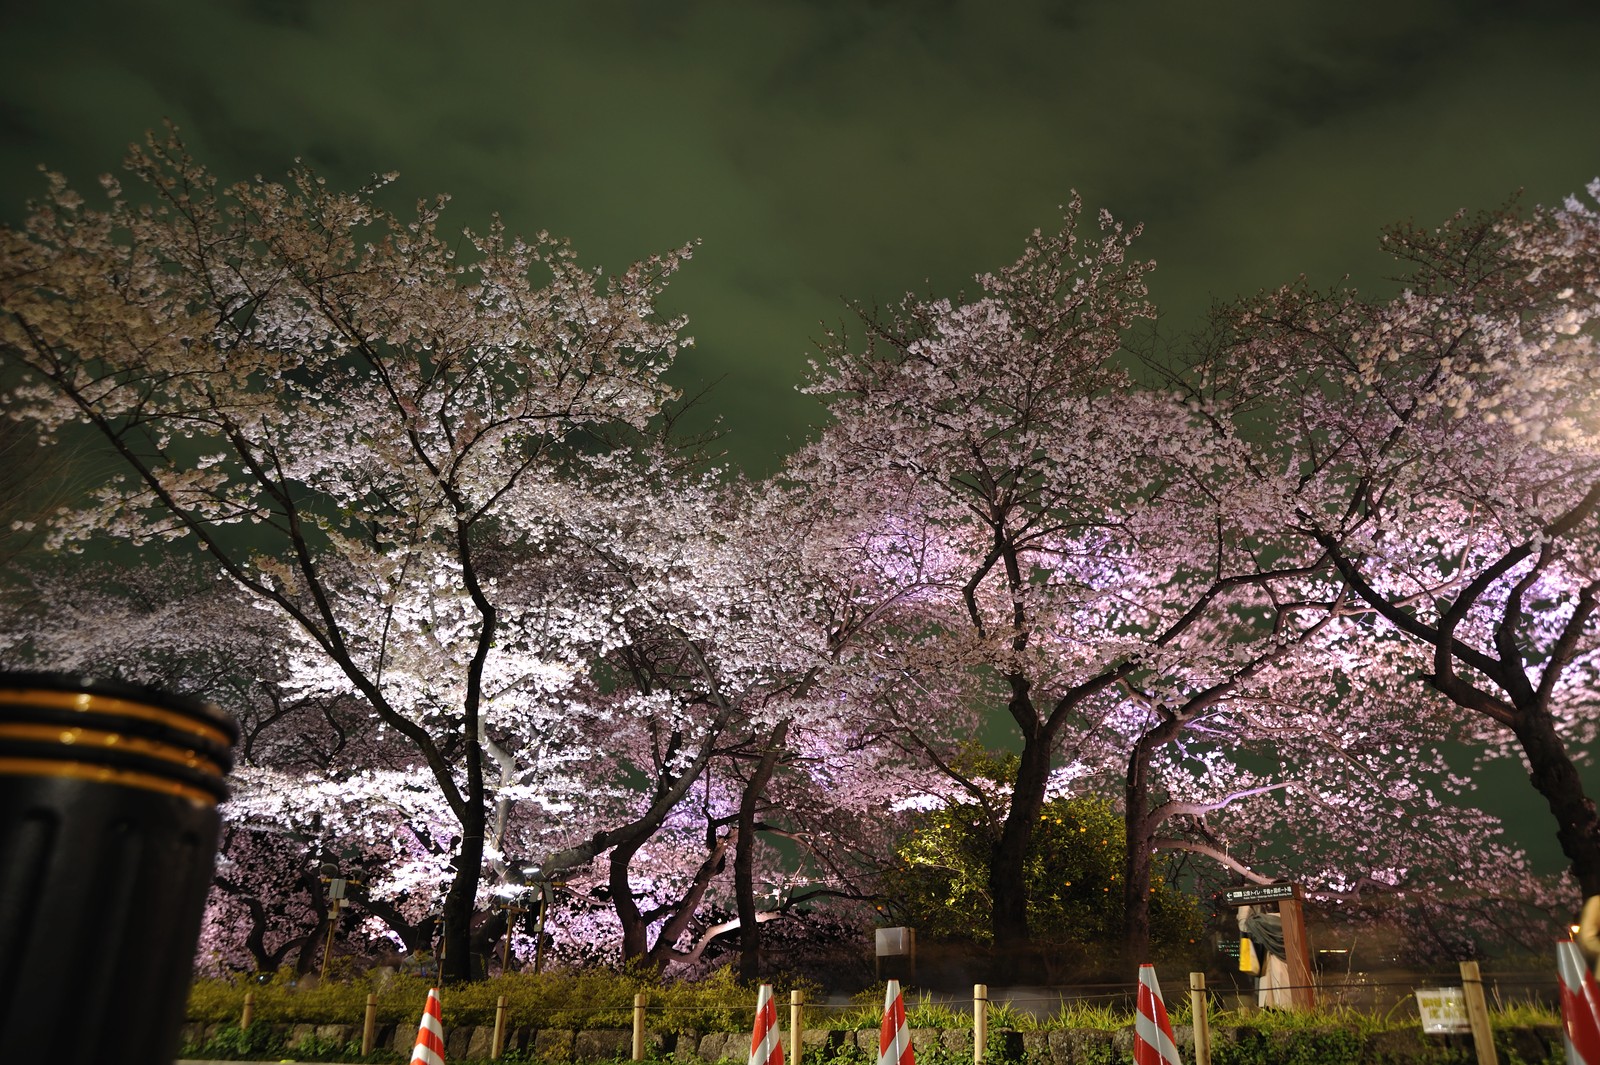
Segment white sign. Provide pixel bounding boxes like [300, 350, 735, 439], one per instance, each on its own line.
[1415, 987, 1470, 1034]
[1223, 883, 1297, 905]
[875, 927, 915, 956]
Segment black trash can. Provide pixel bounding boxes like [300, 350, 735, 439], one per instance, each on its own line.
[0, 671, 237, 1064]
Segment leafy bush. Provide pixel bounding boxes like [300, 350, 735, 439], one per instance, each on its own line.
[187, 968, 437, 1025]
[188, 964, 771, 1032]
[882, 757, 1202, 958]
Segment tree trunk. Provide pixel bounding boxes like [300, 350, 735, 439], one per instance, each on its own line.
[356, 892, 438, 955]
[440, 797, 486, 983]
[610, 836, 654, 963]
[990, 732, 1054, 948]
[609, 827, 731, 969]
[1513, 705, 1600, 896]
[641, 836, 730, 969]
[736, 721, 789, 980]
[440, 644, 490, 983]
[1122, 736, 1157, 964]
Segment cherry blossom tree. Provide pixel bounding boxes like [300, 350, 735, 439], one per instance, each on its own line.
[0, 130, 694, 979]
[794, 192, 1578, 964]
[795, 200, 1150, 951]
[523, 473, 867, 971]
[795, 197, 1359, 953]
[1187, 183, 1600, 896]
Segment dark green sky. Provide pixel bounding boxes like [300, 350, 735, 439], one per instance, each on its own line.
[5, 0, 1598, 473]
[2, 1, 1598, 875]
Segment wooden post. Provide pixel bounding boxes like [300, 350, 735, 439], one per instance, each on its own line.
[632, 992, 647, 1061]
[492, 994, 508, 1061]
[1278, 887, 1316, 1009]
[1459, 960, 1499, 1065]
[973, 983, 988, 1065]
[362, 993, 378, 1056]
[1188, 973, 1211, 1065]
[320, 898, 340, 978]
[241, 991, 254, 1029]
[790, 990, 804, 1065]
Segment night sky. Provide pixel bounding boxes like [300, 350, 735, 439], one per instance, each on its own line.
[5, 1, 1598, 474]
[4, 1, 1598, 872]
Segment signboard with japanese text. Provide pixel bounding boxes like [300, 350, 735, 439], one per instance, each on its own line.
[1222, 883, 1298, 905]
[1415, 988, 1471, 1034]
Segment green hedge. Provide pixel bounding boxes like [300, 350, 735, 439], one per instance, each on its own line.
[189, 965, 767, 1032]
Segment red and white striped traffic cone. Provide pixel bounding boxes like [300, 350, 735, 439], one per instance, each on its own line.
[409, 986, 446, 1065]
[748, 983, 784, 1065]
[877, 979, 913, 1065]
[1558, 939, 1600, 1065]
[1133, 964, 1180, 1065]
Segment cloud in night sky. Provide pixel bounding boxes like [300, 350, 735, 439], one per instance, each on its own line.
[3, 0, 1598, 470]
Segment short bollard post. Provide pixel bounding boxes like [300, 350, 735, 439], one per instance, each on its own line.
[790, 989, 804, 1065]
[241, 990, 254, 1030]
[362, 993, 378, 1056]
[492, 994, 508, 1060]
[633, 991, 647, 1061]
[1189, 973, 1211, 1065]
[1459, 960, 1499, 1065]
[973, 983, 988, 1065]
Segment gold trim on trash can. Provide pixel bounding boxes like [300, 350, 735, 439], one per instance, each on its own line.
[0, 756, 220, 807]
[0, 723, 223, 776]
[0, 688, 233, 748]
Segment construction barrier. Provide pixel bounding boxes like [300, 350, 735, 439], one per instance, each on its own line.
[878, 978, 913, 1065]
[409, 986, 446, 1065]
[1558, 940, 1600, 1065]
[749, 983, 784, 1065]
[1133, 965, 1180, 1065]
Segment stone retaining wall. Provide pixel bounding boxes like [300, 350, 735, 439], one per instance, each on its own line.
[178, 1020, 1567, 1064]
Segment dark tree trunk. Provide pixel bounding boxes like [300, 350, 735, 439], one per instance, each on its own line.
[440, 792, 486, 983]
[471, 908, 512, 971]
[295, 870, 333, 975]
[1122, 735, 1159, 964]
[610, 836, 654, 962]
[736, 721, 789, 980]
[1513, 706, 1600, 896]
[241, 897, 301, 972]
[609, 827, 731, 969]
[295, 923, 324, 975]
[990, 730, 1054, 949]
[357, 892, 438, 955]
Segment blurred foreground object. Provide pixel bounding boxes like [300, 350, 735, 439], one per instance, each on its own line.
[0, 671, 237, 1064]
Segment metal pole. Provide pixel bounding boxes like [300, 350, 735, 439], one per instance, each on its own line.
[362, 993, 378, 1056]
[438, 917, 446, 986]
[533, 888, 550, 973]
[320, 898, 339, 978]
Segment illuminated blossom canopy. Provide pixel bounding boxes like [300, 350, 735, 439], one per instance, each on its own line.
[2, 133, 1593, 973]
